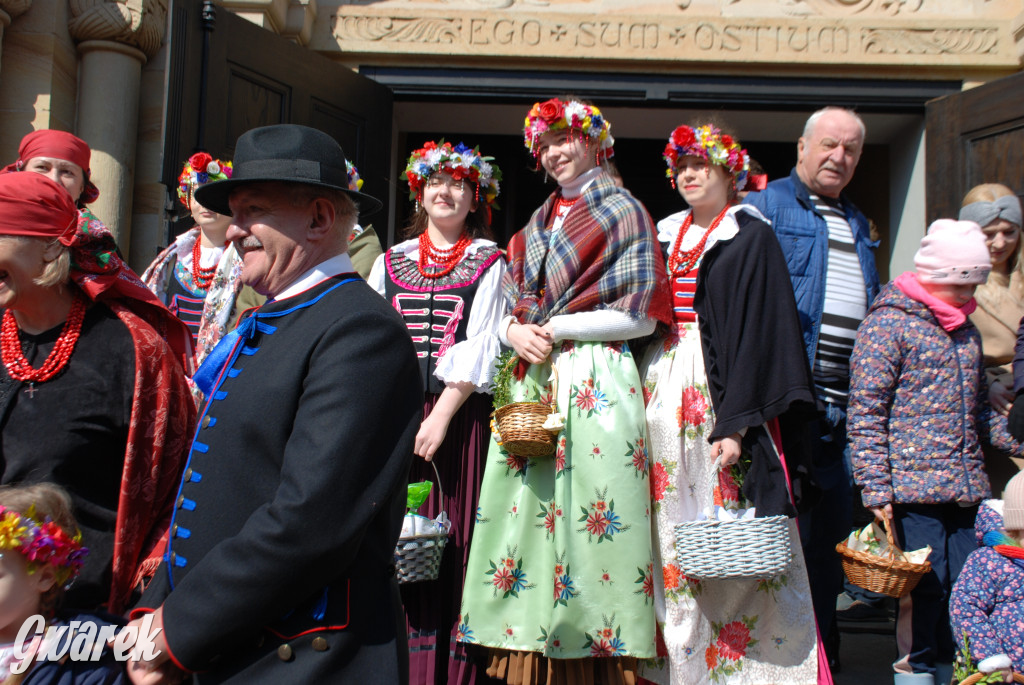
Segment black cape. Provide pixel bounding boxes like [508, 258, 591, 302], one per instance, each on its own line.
[693, 209, 822, 516]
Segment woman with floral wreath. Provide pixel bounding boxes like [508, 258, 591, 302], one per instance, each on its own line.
[457, 98, 672, 685]
[345, 161, 385, 278]
[0, 172, 194, 616]
[143, 152, 267, 379]
[368, 140, 506, 685]
[638, 123, 822, 685]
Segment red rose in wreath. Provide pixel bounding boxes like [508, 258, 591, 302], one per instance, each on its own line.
[188, 152, 213, 171]
[537, 99, 565, 125]
[671, 126, 696, 149]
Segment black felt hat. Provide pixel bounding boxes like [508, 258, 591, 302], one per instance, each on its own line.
[194, 124, 382, 216]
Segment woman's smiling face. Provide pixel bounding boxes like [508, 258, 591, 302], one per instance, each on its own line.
[537, 129, 596, 186]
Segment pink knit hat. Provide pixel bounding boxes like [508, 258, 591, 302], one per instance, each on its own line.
[914, 219, 991, 284]
[1005, 471, 1024, 530]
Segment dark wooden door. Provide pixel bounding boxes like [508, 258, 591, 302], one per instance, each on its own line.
[162, 0, 393, 239]
[925, 71, 1024, 224]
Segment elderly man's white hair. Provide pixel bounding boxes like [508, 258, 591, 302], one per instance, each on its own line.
[802, 107, 866, 141]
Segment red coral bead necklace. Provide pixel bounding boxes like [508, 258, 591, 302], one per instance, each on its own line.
[667, 204, 732, 276]
[418, 230, 471, 279]
[1, 293, 87, 396]
[191, 236, 219, 290]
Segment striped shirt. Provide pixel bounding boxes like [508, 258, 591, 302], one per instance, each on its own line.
[812, 194, 867, 407]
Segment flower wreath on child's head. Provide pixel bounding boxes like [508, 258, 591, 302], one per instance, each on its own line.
[0, 505, 87, 588]
[346, 161, 363, 193]
[662, 124, 750, 192]
[404, 140, 502, 217]
[177, 152, 233, 207]
[523, 98, 615, 162]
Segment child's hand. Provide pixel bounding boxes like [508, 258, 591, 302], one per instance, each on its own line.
[869, 503, 893, 523]
[978, 654, 1013, 682]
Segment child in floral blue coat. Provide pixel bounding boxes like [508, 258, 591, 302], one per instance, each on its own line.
[950, 471, 1024, 680]
[849, 219, 1024, 685]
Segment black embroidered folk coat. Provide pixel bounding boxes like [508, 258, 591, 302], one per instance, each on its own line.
[137, 275, 422, 684]
[693, 213, 822, 517]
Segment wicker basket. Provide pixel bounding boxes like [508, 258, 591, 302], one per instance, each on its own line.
[493, 401, 556, 457]
[395, 462, 450, 584]
[492, 357, 560, 458]
[835, 516, 931, 598]
[958, 673, 1024, 684]
[674, 461, 793, 580]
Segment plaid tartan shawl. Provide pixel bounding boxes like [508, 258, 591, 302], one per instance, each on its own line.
[505, 172, 672, 327]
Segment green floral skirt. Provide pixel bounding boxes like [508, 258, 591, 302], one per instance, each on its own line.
[458, 339, 656, 659]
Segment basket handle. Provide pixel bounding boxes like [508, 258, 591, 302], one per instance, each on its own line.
[430, 460, 444, 505]
[879, 513, 907, 562]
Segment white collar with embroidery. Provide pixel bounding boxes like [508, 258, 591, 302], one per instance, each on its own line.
[273, 253, 356, 301]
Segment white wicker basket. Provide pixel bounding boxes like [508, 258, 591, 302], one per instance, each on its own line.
[395, 462, 450, 584]
[674, 461, 792, 580]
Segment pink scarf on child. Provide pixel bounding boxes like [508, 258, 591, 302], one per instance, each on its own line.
[894, 271, 976, 332]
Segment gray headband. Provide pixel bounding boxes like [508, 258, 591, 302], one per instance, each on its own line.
[959, 194, 1022, 228]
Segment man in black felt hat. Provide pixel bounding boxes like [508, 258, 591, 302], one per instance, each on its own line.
[126, 124, 421, 684]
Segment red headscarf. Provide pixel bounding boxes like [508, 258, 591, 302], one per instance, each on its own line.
[1, 129, 100, 204]
[0, 172, 78, 241]
[0, 172, 195, 373]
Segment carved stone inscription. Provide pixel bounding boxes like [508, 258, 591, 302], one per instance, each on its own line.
[328, 10, 1014, 66]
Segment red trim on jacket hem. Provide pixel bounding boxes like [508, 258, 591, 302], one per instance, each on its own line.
[264, 580, 351, 640]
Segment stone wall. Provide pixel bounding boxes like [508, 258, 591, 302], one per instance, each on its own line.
[317, 0, 1023, 78]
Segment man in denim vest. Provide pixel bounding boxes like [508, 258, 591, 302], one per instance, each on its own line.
[745, 106, 879, 672]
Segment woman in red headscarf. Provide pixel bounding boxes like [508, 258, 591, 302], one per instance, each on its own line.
[3, 129, 101, 208]
[0, 172, 195, 615]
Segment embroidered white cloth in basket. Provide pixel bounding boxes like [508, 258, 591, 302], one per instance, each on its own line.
[843, 522, 932, 565]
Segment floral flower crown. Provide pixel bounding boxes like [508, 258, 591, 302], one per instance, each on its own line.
[345, 161, 363, 192]
[662, 124, 750, 191]
[523, 98, 614, 160]
[177, 152, 233, 207]
[0, 505, 88, 588]
[404, 140, 502, 210]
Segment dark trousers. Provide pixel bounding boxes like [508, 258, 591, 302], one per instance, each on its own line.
[798, 415, 852, 652]
[891, 502, 978, 675]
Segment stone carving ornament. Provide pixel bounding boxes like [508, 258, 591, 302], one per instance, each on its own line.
[67, 0, 168, 58]
[863, 26, 998, 53]
[799, 0, 923, 14]
[0, 0, 33, 21]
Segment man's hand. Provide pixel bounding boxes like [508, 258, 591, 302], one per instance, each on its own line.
[119, 608, 185, 685]
[507, 322, 553, 365]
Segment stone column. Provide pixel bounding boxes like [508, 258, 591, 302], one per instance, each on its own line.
[68, 0, 166, 258]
